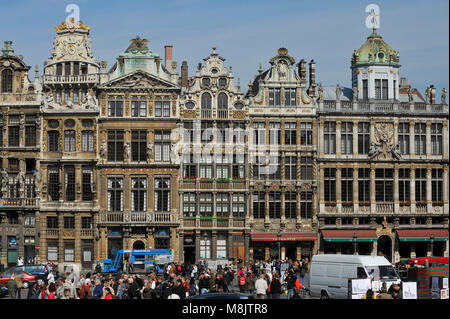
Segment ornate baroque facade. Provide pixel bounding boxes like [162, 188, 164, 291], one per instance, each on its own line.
[0, 20, 448, 271]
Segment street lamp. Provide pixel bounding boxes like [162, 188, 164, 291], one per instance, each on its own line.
[277, 231, 282, 260]
[430, 234, 435, 257]
[353, 233, 358, 255]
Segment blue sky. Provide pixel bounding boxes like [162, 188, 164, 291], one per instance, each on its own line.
[1, 0, 448, 98]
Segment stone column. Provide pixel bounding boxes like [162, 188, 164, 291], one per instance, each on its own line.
[426, 122, 432, 157]
[318, 121, 324, 156]
[444, 167, 449, 214]
[336, 121, 341, 157]
[17, 212, 24, 262]
[443, 122, 449, 158]
[75, 214, 81, 265]
[58, 214, 64, 264]
[319, 167, 325, 213]
[179, 232, 184, 264]
[336, 167, 342, 213]
[370, 168, 376, 213]
[353, 122, 359, 157]
[353, 167, 359, 212]
[211, 231, 217, 260]
[244, 232, 250, 266]
[228, 231, 233, 260]
[195, 231, 200, 261]
[394, 167, 399, 214]
[409, 123, 415, 156]
[427, 168, 433, 212]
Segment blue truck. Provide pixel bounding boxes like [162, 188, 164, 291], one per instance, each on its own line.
[101, 249, 174, 274]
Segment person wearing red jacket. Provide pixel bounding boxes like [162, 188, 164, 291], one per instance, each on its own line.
[237, 267, 246, 293]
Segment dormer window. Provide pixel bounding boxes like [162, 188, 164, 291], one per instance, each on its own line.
[374, 79, 388, 100]
[1, 69, 12, 92]
[234, 102, 244, 110]
[211, 68, 218, 74]
[202, 78, 211, 87]
[219, 77, 227, 88]
[185, 102, 195, 110]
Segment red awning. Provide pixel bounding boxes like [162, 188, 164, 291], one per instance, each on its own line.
[322, 230, 377, 242]
[251, 233, 317, 242]
[397, 229, 449, 241]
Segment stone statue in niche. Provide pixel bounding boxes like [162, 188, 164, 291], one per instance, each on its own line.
[147, 142, 153, 163]
[335, 84, 342, 100]
[352, 87, 358, 101]
[318, 83, 324, 102]
[124, 142, 131, 161]
[277, 60, 288, 80]
[99, 139, 107, 163]
[441, 88, 447, 105]
[1, 169, 8, 193]
[407, 88, 414, 103]
[34, 171, 41, 195]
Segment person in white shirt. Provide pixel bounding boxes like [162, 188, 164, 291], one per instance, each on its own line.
[255, 274, 268, 299]
[47, 271, 55, 284]
[17, 257, 24, 267]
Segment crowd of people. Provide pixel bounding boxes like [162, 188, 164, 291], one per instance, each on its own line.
[5, 257, 312, 299]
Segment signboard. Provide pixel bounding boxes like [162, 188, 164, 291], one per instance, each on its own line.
[8, 237, 17, 249]
[371, 280, 381, 292]
[443, 278, 448, 289]
[351, 278, 372, 295]
[402, 282, 418, 299]
[441, 289, 449, 299]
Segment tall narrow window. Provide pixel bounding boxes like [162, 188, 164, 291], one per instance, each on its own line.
[253, 192, 265, 219]
[184, 122, 194, 143]
[48, 131, 60, 152]
[269, 192, 281, 219]
[285, 156, 297, 180]
[341, 168, 353, 203]
[155, 178, 170, 212]
[324, 168, 336, 203]
[131, 177, 147, 212]
[215, 154, 229, 179]
[82, 167, 93, 201]
[415, 168, 427, 204]
[341, 122, 353, 154]
[268, 156, 281, 180]
[285, 192, 297, 219]
[300, 156, 313, 181]
[154, 130, 170, 162]
[375, 168, 394, 203]
[217, 93, 228, 109]
[107, 130, 124, 162]
[358, 168, 370, 205]
[8, 115, 20, 147]
[382, 79, 388, 99]
[201, 93, 211, 110]
[107, 177, 123, 212]
[64, 130, 76, 152]
[284, 123, 297, 145]
[414, 123, 426, 155]
[216, 193, 229, 217]
[64, 166, 75, 201]
[300, 192, 313, 219]
[232, 154, 245, 179]
[131, 96, 147, 117]
[25, 115, 37, 147]
[199, 155, 212, 179]
[48, 167, 60, 201]
[431, 169, 443, 203]
[398, 123, 410, 155]
[183, 193, 196, 217]
[269, 88, 274, 106]
[269, 122, 281, 145]
[274, 88, 281, 106]
[358, 122, 370, 154]
[398, 168, 410, 204]
[108, 96, 123, 117]
[199, 193, 212, 217]
[232, 193, 245, 218]
[324, 122, 336, 154]
[431, 123, 443, 155]
[252, 155, 266, 180]
[375, 79, 381, 99]
[253, 122, 265, 146]
[362, 79, 368, 100]
[81, 131, 94, 152]
[284, 88, 297, 107]
[1, 69, 13, 92]
[131, 130, 147, 162]
[301, 122, 313, 146]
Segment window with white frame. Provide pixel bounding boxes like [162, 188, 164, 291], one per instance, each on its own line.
[216, 193, 229, 217]
[131, 177, 147, 212]
[232, 193, 245, 218]
[131, 95, 147, 117]
[341, 122, 353, 154]
[154, 131, 170, 162]
[199, 193, 213, 217]
[107, 177, 123, 212]
[155, 178, 170, 212]
[183, 193, 196, 217]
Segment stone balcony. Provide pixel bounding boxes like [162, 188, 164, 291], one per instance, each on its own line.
[0, 198, 39, 208]
[98, 211, 179, 225]
[43, 74, 99, 85]
[318, 100, 448, 114]
[181, 217, 247, 229]
[321, 202, 446, 215]
[0, 93, 39, 104]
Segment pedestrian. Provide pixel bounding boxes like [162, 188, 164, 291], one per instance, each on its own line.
[93, 280, 103, 299]
[17, 256, 24, 267]
[245, 272, 255, 296]
[238, 268, 246, 293]
[363, 289, 377, 299]
[104, 287, 114, 299]
[198, 273, 209, 294]
[47, 282, 57, 299]
[388, 283, 402, 299]
[284, 270, 296, 299]
[255, 274, 268, 299]
[47, 271, 55, 284]
[377, 282, 393, 299]
[14, 271, 23, 299]
[95, 262, 102, 274]
[216, 273, 227, 292]
[269, 274, 281, 299]
[28, 282, 41, 299]
[6, 277, 18, 300]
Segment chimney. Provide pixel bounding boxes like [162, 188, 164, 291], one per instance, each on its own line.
[181, 61, 188, 87]
[431, 85, 436, 104]
[308, 59, 316, 96]
[164, 45, 173, 67]
[298, 59, 307, 83]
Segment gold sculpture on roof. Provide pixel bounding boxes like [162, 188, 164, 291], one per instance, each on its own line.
[130, 36, 149, 50]
[54, 18, 90, 32]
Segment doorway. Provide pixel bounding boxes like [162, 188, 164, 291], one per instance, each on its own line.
[377, 235, 392, 262]
[184, 247, 195, 265]
[132, 240, 145, 271]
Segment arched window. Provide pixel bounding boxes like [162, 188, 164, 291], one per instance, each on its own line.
[201, 93, 211, 109]
[217, 93, 228, 109]
[1, 69, 13, 93]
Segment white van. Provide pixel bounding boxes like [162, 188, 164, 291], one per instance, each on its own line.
[310, 254, 401, 299]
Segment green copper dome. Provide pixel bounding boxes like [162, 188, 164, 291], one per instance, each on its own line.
[352, 29, 400, 66]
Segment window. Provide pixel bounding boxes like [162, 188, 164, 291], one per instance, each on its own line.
[301, 123, 313, 146]
[216, 193, 229, 217]
[56, 63, 62, 76]
[431, 123, 442, 155]
[284, 88, 297, 107]
[358, 168, 370, 204]
[201, 92, 211, 109]
[8, 175, 19, 198]
[232, 193, 245, 218]
[131, 130, 147, 162]
[268, 156, 281, 180]
[269, 192, 281, 219]
[8, 115, 20, 147]
[199, 193, 213, 217]
[82, 167, 93, 201]
[1, 69, 13, 92]
[375, 79, 388, 99]
[218, 77, 227, 88]
[21, 213, 33, 226]
[155, 178, 170, 212]
[184, 122, 194, 143]
[362, 79, 368, 100]
[81, 217, 93, 229]
[107, 177, 123, 212]
[284, 123, 297, 145]
[108, 96, 123, 117]
[285, 156, 297, 180]
[0, 115, 3, 147]
[358, 122, 370, 154]
[201, 78, 211, 88]
[233, 122, 245, 145]
[47, 216, 58, 229]
[64, 63, 71, 76]
[64, 89, 71, 104]
[217, 235, 227, 259]
[25, 115, 37, 147]
[324, 122, 336, 154]
[217, 93, 228, 109]
[48, 167, 60, 201]
[154, 130, 170, 162]
[183, 193, 196, 217]
[252, 155, 266, 180]
[47, 242, 58, 261]
[341, 122, 353, 154]
[64, 216, 75, 229]
[398, 123, 410, 155]
[47, 131, 59, 152]
[300, 156, 313, 181]
[183, 154, 197, 179]
[81, 131, 94, 152]
[300, 192, 313, 219]
[269, 122, 281, 145]
[131, 178, 147, 212]
[253, 192, 265, 219]
[8, 158, 19, 171]
[201, 121, 213, 142]
[216, 122, 228, 144]
[64, 130, 76, 152]
[414, 123, 426, 155]
[25, 175, 35, 198]
[200, 233, 210, 259]
[64, 241, 75, 262]
[253, 122, 265, 146]
[64, 166, 75, 201]
[56, 89, 62, 103]
[268, 88, 281, 106]
[216, 155, 229, 179]
[131, 96, 147, 117]
[107, 130, 124, 162]
[73, 62, 79, 76]
[432, 169, 443, 203]
[200, 155, 212, 179]
[155, 96, 170, 117]
[324, 168, 336, 202]
[382, 79, 388, 99]
[399, 168, 410, 203]
[341, 168, 353, 203]
[375, 168, 394, 202]
[232, 154, 245, 179]
[285, 192, 297, 219]
[415, 168, 427, 203]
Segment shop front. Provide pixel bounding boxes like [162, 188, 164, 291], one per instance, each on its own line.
[321, 230, 378, 256]
[397, 229, 449, 258]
